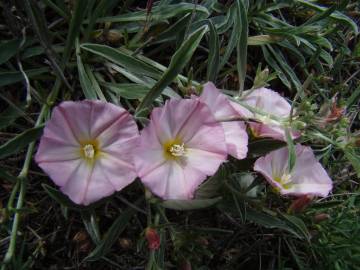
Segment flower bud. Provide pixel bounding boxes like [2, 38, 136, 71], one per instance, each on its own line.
[314, 213, 330, 223]
[288, 195, 313, 213]
[145, 227, 160, 250]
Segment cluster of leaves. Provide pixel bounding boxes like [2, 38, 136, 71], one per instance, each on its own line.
[0, 0, 359, 269]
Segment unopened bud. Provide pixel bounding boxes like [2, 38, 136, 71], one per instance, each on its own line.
[145, 227, 160, 250]
[314, 213, 330, 223]
[288, 195, 313, 213]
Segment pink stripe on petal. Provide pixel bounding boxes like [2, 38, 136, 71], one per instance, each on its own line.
[35, 136, 80, 163]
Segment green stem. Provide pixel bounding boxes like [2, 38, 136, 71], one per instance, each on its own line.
[2, 80, 61, 267]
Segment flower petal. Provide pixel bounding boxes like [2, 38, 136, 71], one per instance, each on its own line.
[35, 136, 80, 163]
[254, 144, 332, 197]
[140, 160, 206, 200]
[36, 100, 139, 205]
[199, 82, 237, 119]
[222, 121, 248, 159]
[231, 87, 300, 141]
[197, 82, 248, 159]
[135, 98, 228, 200]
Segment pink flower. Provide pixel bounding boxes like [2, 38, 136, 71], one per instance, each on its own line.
[195, 82, 248, 159]
[35, 100, 139, 205]
[134, 99, 227, 200]
[254, 144, 332, 197]
[231, 87, 300, 141]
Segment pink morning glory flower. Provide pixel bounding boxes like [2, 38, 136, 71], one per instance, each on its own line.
[134, 99, 227, 200]
[35, 100, 139, 205]
[195, 82, 248, 159]
[254, 144, 332, 197]
[231, 87, 300, 141]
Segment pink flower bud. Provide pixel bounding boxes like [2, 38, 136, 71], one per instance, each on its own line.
[145, 228, 160, 250]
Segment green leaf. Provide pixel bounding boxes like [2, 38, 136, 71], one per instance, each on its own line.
[0, 125, 44, 159]
[76, 39, 97, 99]
[85, 202, 139, 261]
[344, 149, 360, 178]
[42, 184, 80, 209]
[62, 0, 88, 65]
[235, 0, 248, 92]
[93, 3, 209, 23]
[81, 211, 101, 245]
[247, 35, 283, 46]
[0, 105, 23, 130]
[219, 5, 237, 70]
[81, 43, 161, 78]
[246, 209, 303, 239]
[137, 25, 207, 111]
[248, 139, 286, 158]
[0, 169, 18, 183]
[104, 83, 150, 99]
[195, 166, 227, 199]
[296, 0, 358, 34]
[85, 65, 107, 101]
[280, 213, 310, 241]
[0, 68, 49, 87]
[346, 85, 360, 108]
[0, 39, 21, 65]
[162, 197, 221, 210]
[206, 20, 220, 82]
[285, 129, 296, 173]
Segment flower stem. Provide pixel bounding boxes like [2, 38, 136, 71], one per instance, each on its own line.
[2, 80, 61, 268]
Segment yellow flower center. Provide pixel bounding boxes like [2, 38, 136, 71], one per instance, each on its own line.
[274, 173, 293, 189]
[79, 140, 101, 162]
[83, 144, 95, 159]
[163, 139, 186, 160]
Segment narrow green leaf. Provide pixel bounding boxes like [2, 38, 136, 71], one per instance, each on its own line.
[280, 213, 310, 241]
[85, 65, 107, 101]
[248, 139, 286, 158]
[195, 167, 227, 199]
[104, 83, 150, 99]
[296, 0, 358, 34]
[93, 3, 209, 23]
[62, 0, 88, 65]
[81, 43, 161, 78]
[344, 149, 360, 178]
[0, 125, 44, 159]
[162, 197, 221, 210]
[346, 85, 360, 108]
[85, 202, 139, 261]
[137, 25, 207, 111]
[206, 20, 220, 82]
[76, 39, 97, 99]
[235, 0, 248, 93]
[219, 5, 237, 70]
[42, 184, 79, 209]
[247, 35, 283, 45]
[81, 211, 101, 245]
[0, 105, 23, 130]
[285, 129, 296, 173]
[0, 39, 21, 65]
[246, 209, 303, 239]
[0, 169, 18, 183]
[0, 68, 49, 87]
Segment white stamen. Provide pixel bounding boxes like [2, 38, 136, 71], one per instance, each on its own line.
[280, 174, 292, 185]
[169, 143, 186, 157]
[83, 144, 95, 159]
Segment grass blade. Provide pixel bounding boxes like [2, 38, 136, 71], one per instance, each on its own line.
[137, 25, 208, 111]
